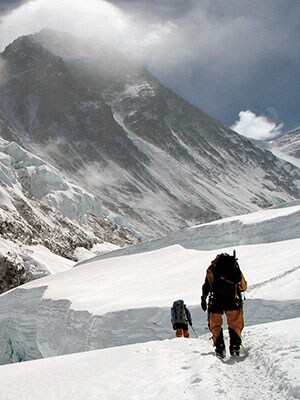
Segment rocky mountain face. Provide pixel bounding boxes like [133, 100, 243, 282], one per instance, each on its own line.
[0, 136, 140, 294]
[0, 136, 138, 250]
[274, 128, 300, 159]
[0, 29, 299, 238]
[0, 253, 26, 294]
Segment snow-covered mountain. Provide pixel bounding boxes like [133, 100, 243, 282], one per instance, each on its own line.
[0, 29, 299, 238]
[0, 135, 139, 293]
[84, 199, 300, 259]
[0, 202, 299, 398]
[257, 128, 300, 170]
[274, 127, 300, 159]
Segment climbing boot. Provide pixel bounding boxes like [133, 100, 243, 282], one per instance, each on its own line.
[176, 328, 183, 337]
[229, 328, 241, 356]
[215, 330, 225, 358]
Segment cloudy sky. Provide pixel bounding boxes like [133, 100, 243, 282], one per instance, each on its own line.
[0, 0, 299, 140]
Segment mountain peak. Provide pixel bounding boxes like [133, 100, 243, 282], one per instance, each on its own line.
[3, 34, 64, 74]
[0, 31, 299, 238]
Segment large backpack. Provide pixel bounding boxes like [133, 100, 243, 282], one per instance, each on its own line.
[172, 300, 187, 324]
[211, 252, 242, 296]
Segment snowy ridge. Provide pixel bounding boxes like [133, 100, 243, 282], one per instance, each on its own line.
[0, 138, 107, 222]
[0, 135, 139, 292]
[273, 127, 300, 160]
[268, 147, 300, 169]
[0, 136, 139, 249]
[258, 135, 300, 169]
[82, 202, 300, 260]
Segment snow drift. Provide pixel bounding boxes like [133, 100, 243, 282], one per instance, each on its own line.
[0, 202, 299, 366]
[0, 318, 299, 400]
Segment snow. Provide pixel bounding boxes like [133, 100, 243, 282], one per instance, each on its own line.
[0, 237, 74, 277]
[102, 80, 300, 238]
[73, 242, 120, 262]
[0, 133, 138, 278]
[0, 203, 299, 399]
[205, 203, 300, 225]
[268, 146, 300, 169]
[122, 82, 156, 99]
[20, 238, 300, 314]
[0, 137, 107, 223]
[0, 320, 299, 400]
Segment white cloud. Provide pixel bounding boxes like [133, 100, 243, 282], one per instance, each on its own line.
[230, 110, 283, 141]
[0, 0, 131, 51]
[0, 1, 294, 74]
[0, 0, 244, 66]
[0, 0, 298, 130]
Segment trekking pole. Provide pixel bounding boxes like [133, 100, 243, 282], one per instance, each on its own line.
[190, 325, 198, 338]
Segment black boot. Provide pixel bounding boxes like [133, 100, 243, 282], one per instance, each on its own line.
[229, 328, 241, 356]
[215, 330, 225, 358]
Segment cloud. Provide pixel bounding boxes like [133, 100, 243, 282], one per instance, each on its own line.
[0, 0, 183, 57]
[0, 0, 131, 51]
[230, 110, 283, 141]
[0, 1, 297, 74]
[0, 0, 256, 64]
[0, 0, 299, 130]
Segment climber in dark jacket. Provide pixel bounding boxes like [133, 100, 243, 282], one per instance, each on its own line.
[201, 253, 247, 357]
[171, 299, 193, 338]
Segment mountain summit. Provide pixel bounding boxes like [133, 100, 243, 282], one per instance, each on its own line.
[0, 29, 299, 238]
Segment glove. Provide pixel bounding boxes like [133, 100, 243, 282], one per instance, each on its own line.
[201, 296, 207, 312]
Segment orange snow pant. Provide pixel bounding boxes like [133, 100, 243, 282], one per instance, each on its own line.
[209, 309, 244, 344]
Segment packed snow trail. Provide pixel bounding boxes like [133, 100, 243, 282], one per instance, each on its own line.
[0, 205, 299, 398]
[0, 318, 298, 400]
[1, 238, 300, 364]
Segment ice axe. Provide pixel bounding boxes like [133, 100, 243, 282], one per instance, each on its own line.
[190, 325, 198, 338]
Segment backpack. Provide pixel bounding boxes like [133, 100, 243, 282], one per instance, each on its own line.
[172, 300, 187, 324]
[211, 252, 242, 296]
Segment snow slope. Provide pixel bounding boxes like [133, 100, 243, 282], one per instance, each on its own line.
[0, 138, 107, 223]
[274, 127, 300, 160]
[0, 202, 299, 398]
[0, 134, 138, 291]
[0, 136, 139, 248]
[79, 201, 300, 258]
[0, 318, 299, 400]
[0, 237, 119, 279]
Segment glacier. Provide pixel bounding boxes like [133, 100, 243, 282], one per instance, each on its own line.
[0, 202, 299, 366]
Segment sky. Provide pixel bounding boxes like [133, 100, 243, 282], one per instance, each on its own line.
[0, 0, 299, 140]
[0, 202, 299, 398]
